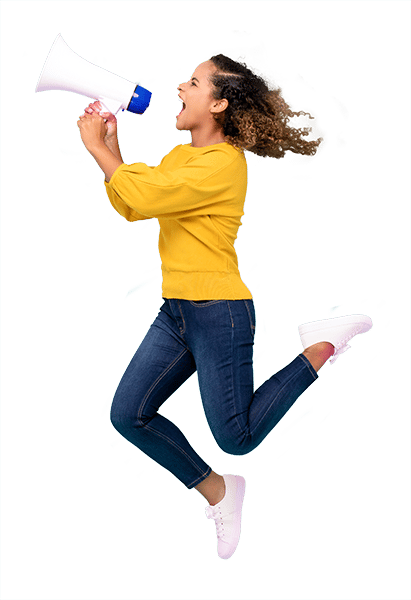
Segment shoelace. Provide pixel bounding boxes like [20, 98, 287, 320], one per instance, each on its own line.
[330, 344, 352, 365]
[329, 325, 363, 365]
[205, 506, 226, 539]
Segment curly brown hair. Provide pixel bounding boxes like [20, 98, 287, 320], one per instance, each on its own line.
[209, 54, 323, 158]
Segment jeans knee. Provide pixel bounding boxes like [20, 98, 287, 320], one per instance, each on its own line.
[110, 408, 128, 435]
[216, 437, 251, 456]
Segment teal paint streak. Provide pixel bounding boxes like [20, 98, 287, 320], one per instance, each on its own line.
[124, 275, 158, 300]
[101, 396, 111, 417]
[280, 407, 313, 435]
[139, 219, 155, 233]
[59, 148, 83, 156]
[143, 266, 160, 275]
[231, 30, 251, 37]
[328, 304, 344, 317]
[253, 350, 265, 364]
[320, 411, 331, 425]
[291, 175, 312, 180]
[277, 448, 290, 460]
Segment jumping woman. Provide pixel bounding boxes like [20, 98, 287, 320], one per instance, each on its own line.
[77, 55, 372, 559]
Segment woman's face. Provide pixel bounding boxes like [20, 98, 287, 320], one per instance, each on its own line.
[176, 61, 225, 132]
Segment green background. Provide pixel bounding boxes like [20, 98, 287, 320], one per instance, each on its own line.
[1, 2, 410, 599]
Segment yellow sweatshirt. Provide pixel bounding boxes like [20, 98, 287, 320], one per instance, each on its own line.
[104, 142, 252, 300]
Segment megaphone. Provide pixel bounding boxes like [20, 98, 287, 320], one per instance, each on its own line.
[35, 34, 151, 115]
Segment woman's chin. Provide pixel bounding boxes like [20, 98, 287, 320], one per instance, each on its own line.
[176, 119, 188, 131]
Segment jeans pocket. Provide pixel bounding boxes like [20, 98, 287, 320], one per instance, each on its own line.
[243, 300, 256, 340]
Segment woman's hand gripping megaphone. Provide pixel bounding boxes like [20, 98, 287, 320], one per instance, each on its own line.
[77, 101, 117, 153]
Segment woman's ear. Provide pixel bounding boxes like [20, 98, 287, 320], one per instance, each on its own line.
[211, 98, 228, 115]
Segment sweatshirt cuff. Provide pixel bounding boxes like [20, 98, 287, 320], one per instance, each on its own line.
[104, 162, 126, 187]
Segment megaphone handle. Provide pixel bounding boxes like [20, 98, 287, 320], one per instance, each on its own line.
[98, 98, 123, 116]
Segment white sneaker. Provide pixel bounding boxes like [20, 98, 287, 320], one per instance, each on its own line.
[298, 314, 373, 364]
[205, 474, 245, 559]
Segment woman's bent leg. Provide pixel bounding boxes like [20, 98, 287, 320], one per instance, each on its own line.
[179, 299, 318, 456]
[110, 303, 212, 488]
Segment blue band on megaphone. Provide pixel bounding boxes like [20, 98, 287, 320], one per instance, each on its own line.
[127, 85, 152, 114]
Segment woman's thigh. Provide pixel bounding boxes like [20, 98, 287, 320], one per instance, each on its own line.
[174, 299, 256, 451]
[111, 302, 197, 426]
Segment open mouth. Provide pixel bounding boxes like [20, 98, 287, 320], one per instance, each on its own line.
[177, 99, 186, 118]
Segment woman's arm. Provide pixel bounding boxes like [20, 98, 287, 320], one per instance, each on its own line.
[104, 132, 123, 163]
[88, 140, 123, 183]
[77, 102, 123, 182]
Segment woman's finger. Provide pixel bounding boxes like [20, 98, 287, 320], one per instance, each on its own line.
[91, 101, 102, 112]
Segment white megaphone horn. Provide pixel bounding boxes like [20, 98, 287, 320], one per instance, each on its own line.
[35, 34, 151, 115]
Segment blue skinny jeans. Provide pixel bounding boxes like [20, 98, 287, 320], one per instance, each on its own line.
[110, 299, 318, 489]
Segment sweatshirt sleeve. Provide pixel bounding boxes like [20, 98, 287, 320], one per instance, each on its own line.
[104, 148, 242, 220]
[104, 179, 152, 222]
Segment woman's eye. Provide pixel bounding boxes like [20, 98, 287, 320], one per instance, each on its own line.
[191, 81, 197, 86]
